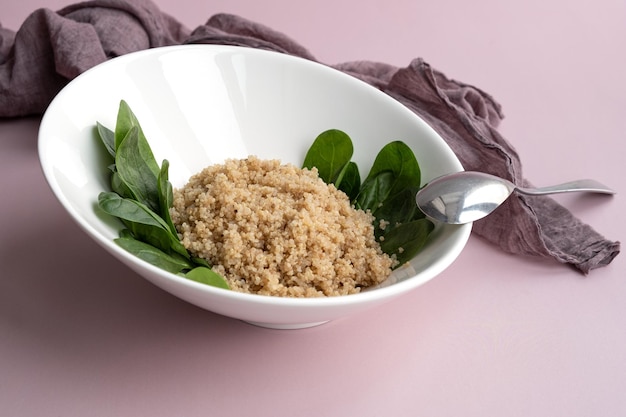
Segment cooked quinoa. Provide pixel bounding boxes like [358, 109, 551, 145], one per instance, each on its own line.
[170, 156, 394, 298]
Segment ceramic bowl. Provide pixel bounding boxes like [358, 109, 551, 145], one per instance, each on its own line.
[39, 45, 471, 329]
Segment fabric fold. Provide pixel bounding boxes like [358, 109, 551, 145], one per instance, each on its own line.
[0, 0, 619, 273]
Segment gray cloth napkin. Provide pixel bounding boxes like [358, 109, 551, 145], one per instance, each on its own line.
[0, 0, 619, 273]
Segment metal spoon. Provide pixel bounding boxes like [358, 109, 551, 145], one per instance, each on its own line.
[415, 171, 615, 224]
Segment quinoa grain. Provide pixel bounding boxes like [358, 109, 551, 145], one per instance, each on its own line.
[170, 157, 394, 297]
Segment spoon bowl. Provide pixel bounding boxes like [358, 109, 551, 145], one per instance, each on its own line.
[415, 171, 615, 224]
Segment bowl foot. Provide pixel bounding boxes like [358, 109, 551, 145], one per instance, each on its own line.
[244, 320, 329, 330]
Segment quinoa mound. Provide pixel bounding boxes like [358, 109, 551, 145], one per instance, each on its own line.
[170, 156, 394, 297]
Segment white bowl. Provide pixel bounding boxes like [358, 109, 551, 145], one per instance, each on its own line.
[39, 45, 471, 329]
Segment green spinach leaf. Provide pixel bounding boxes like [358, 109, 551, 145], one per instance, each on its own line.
[354, 171, 394, 212]
[157, 159, 177, 235]
[336, 161, 361, 201]
[115, 236, 194, 274]
[114, 100, 151, 152]
[98, 191, 188, 257]
[115, 126, 161, 213]
[125, 220, 189, 259]
[98, 191, 171, 231]
[379, 219, 434, 266]
[372, 186, 423, 239]
[355, 141, 421, 212]
[302, 129, 353, 186]
[365, 141, 422, 193]
[96, 122, 116, 158]
[191, 257, 212, 268]
[110, 171, 134, 199]
[185, 267, 230, 289]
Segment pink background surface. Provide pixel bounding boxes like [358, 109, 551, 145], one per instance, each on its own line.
[2, 1, 625, 416]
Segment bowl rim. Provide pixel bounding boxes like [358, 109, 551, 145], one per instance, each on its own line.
[38, 44, 472, 307]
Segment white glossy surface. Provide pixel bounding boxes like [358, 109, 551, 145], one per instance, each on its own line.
[39, 45, 470, 328]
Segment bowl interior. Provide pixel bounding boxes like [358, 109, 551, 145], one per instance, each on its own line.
[39, 45, 470, 327]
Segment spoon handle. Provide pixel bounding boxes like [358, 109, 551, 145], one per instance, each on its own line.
[516, 179, 616, 196]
